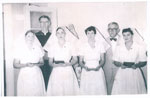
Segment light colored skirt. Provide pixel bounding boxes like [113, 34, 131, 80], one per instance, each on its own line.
[17, 66, 45, 96]
[46, 66, 79, 96]
[112, 68, 146, 94]
[80, 68, 107, 95]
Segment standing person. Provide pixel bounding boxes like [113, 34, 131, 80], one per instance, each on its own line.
[79, 26, 107, 95]
[112, 28, 147, 94]
[35, 15, 52, 90]
[103, 22, 121, 95]
[13, 30, 45, 96]
[46, 27, 79, 96]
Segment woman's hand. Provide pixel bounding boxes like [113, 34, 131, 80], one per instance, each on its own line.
[26, 63, 34, 67]
[121, 64, 127, 69]
[57, 62, 72, 67]
[94, 67, 100, 71]
[84, 67, 97, 71]
[131, 64, 137, 69]
[65, 62, 72, 67]
[52, 62, 71, 68]
[84, 66, 91, 71]
[94, 65, 101, 71]
[113, 61, 122, 67]
[52, 63, 64, 67]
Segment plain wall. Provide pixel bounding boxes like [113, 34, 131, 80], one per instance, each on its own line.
[3, 2, 147, 96]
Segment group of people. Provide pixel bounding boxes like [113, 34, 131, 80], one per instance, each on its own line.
[13, 15, 147, 96]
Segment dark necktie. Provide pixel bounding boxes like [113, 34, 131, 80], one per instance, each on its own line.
[110, 38, 117, 41]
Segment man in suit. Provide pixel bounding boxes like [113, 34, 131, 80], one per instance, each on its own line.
[35, 15, 52, 91]
[103, 22, 121, 95]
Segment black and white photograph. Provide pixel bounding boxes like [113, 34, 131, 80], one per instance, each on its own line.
[0, 1, 149, 96]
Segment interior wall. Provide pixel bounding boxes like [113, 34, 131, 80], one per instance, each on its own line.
[48, 2, 147, 40]
[3, 2, 147, 96]
[3, 3, 26, 96]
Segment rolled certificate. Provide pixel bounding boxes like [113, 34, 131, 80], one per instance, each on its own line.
[123, 62, 135, 67]
[54, 60, 65, 64]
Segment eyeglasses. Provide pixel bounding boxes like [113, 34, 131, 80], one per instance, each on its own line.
[108, 28, 118, 31]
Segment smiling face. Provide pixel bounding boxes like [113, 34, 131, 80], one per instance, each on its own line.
[123, 31, 133, 43]
[108, 24, 120, 38]
[86, 30, 95, 40]
[25, 32, 35, 44]
[56, 28, 66, 40]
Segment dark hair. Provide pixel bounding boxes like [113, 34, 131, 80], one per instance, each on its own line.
[25, 30, 34, 36]
[85, 26, 96, 35]
[39, 15, 51, 22]
[122, 28, 134, 35]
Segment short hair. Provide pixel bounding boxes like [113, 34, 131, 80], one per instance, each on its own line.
[25, 30, 35, 36]
[39, 15, 51, 22]
[122, 28, 134, 35]
[85, 26, 96, 35]
[108, 22, 119, 28]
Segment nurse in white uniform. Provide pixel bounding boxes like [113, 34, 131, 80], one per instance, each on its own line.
[13, 30, 45, 96]
[112, 28, 147, 94]
[46, 27, 79, 96]
[79, 26, 107, 95]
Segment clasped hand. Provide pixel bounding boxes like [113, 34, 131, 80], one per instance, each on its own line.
[26, 63, 35, 67]
[84, 65, 101, 71]
[53, 62, 72, 67]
